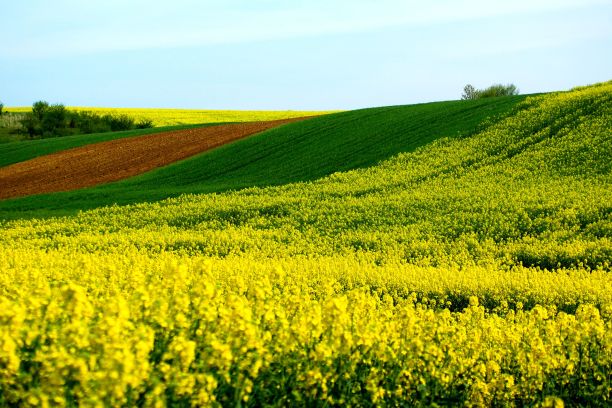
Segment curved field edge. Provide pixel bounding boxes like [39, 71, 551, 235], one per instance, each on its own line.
[0, 118, 314, 200]
[0, 95, 527, 219]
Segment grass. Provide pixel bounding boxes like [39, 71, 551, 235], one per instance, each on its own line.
[0, 129, 24, 144]
[0, 96, 528, 219]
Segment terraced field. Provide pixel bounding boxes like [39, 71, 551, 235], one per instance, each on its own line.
[0, 82, 610, 406]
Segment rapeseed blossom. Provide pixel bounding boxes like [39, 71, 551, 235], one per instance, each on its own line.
[0, 82, 611, 406]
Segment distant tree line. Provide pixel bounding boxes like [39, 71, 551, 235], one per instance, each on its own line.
[19, 101, 153, 139]
[462, 84, 519, 100]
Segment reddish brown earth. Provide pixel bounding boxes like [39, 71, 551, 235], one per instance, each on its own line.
[0, 117, 312, 200]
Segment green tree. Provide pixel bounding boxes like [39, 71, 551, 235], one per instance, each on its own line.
[32, 100, 49, 120]
[478, 84, 519, 98]
[462, 83, 519, 100]
[19, 100, 151, 138]
[41, 104, 69, 137]
[461, 84, 479, 100]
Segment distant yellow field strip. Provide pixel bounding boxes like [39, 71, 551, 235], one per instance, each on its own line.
[6, 107, 339, 127]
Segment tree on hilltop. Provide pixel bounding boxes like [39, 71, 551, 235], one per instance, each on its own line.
[461, 84, 478, 100]
[462, 83, 519, 100]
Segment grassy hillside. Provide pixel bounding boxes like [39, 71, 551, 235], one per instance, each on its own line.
[0, 82, 610, 406]
[4, 84, 608, 268]
[0, 95, 526, 218]
[5, 107, 335, 127]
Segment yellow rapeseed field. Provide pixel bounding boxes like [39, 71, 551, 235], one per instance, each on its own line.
[1, 82, 611, 406]
[5, 107, 336, 127]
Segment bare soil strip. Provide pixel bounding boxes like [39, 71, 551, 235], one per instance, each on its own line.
[0, 117, 312, 200]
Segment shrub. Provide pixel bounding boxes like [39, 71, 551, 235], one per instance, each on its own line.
[0, 101, 4, 116]
[20, 113, 42, 138]
[462, 83, 519, 100]
[461, 84, 478, 100]
[32, 100, 49, 120]
[479, 83, 519, 98]
[77, 111, 112, 134]
[135, 118, 154, 129]
[41, 104, 70, 137]
[102, 114, 134, 131]
[19, 101, 151, 138]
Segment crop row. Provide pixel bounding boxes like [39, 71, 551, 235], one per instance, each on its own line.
[0, 82, 610, 406]
[0, 255, 610, 406]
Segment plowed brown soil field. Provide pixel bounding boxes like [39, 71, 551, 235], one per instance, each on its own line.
[0, 117, 312, 200]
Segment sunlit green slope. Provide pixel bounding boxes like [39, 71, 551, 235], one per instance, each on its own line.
[0, 96, 525, 218]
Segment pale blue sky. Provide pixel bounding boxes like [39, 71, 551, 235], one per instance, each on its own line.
[1, 0, 610, 109]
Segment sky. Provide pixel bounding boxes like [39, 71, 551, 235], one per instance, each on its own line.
[1, 0, 610, 110]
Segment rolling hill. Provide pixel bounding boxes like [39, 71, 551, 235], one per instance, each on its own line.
[1, 82, 610, 406]
[0, 95, 526, 218]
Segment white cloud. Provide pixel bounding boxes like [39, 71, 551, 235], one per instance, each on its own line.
[1, 0, 610, 57]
